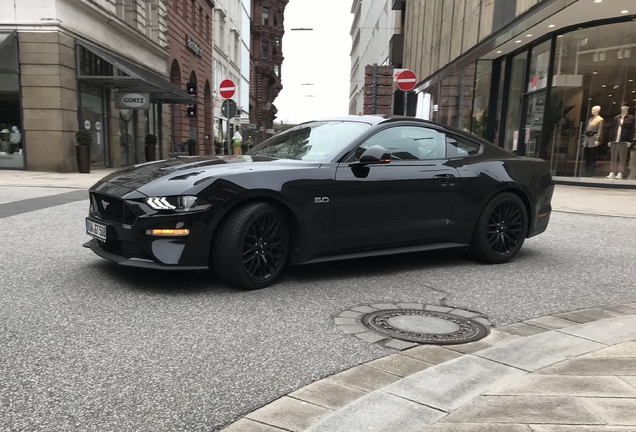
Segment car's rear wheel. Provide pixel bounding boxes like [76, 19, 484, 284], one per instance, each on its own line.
[212, 202, 290, 290]
[469, 192, 528, 264]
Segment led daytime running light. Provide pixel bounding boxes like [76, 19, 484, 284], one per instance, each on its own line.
[144, 196, 211, 212]
[147, 197, 176, 210]
[145, 229, 190, 236]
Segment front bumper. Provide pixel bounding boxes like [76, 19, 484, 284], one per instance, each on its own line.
[83, 239, 208, 271]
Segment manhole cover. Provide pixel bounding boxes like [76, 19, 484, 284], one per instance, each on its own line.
[361, 309, 489, 345]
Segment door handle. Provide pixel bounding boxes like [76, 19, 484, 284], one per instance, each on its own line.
[434, 174, 456, 183]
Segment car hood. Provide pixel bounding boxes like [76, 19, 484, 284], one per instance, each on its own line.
[91, 155, 321, 198]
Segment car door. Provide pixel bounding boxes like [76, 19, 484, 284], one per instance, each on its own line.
[333, 124, 461, 252]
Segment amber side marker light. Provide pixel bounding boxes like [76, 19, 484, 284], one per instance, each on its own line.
[146, 229, 190, 236]
[538, 213, 549, 218]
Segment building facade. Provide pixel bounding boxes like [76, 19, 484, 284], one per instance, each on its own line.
[349, 0, 398, 115]
[167, 0, 214, 155]
[212, 0, 249, 153]
[0, 0, 197, 172]
[400, 0, 636, 181]
[250, 0, 287, 143]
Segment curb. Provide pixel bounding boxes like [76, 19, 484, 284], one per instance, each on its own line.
[220, 302, 636, 432]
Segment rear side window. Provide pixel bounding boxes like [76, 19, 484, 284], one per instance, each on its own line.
[446, 134, 481, 158]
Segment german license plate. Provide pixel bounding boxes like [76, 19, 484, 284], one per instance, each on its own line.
[86, 219, 107, 241]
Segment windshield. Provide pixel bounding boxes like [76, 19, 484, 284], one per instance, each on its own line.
[247, 121, 372, 162]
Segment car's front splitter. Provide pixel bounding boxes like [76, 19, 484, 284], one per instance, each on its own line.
[83, 240, 209, 271]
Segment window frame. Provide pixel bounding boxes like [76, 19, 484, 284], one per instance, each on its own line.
[445, 133, 484, 159]
[261, 41, 269, 59]
[344, 124, 449, 163]
[262, 7, 270, 26]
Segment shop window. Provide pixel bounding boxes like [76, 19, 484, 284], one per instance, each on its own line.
[0, 32, 25, 169]
[419, 82, 440, 122]
[261, 42, 268, 59]
[0, 72, 23, 169]
[494, 59, 506, 146]
[439, 64, 475, 131]
[471, 61, 493, 139]
[503, 51, 527, 153]
[263, 7, 269, 26]
[548, 21, 636, 179]
[78, 46, 113, 77]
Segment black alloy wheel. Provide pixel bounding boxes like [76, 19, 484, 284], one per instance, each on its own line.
[213, 202, 290, 290]
[469, 192, 528, 264]
[243, 213, 287, 281]
[486, 201, 525, 256]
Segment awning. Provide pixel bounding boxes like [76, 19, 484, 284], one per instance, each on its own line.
[0, 31, 19, 73]
[76, 40, 199, 104]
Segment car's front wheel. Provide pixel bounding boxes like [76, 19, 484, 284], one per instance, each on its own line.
[469, 192, 528, 264]
[212, 202, 290, 290]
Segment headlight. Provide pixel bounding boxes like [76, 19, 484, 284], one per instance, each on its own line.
[145, 196, 212, 212]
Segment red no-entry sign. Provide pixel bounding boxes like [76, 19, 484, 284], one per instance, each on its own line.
[219, 79, 236, 99]
[396, 69, 417, 92]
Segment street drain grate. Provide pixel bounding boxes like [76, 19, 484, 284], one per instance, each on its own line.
[361, 309, 489, 345]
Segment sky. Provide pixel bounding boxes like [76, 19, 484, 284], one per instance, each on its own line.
[274, 0, 353, 124]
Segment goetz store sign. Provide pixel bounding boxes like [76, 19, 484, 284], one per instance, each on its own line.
[117, 92, 150, 110]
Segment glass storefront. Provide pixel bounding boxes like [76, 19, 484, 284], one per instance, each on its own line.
[417, 18, 636, 181]
[0, 32, 24, 169]
[503, 52, 527, 154]
[471, 61, 493, 139]
[79, 81, 109, 166]
[549, 21, 636, 179]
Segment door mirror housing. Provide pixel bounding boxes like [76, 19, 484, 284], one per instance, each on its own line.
[355, 145, 391, 166]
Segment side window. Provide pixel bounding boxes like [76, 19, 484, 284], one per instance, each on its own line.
[355, 126, 446, 161]
[446, 134, 482, 158]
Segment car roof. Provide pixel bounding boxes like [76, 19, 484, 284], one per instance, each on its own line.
[308, 114, 437, 126]
[297, 115, 496, 147]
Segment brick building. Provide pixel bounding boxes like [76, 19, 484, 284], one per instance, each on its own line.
[167, 0, 215, 155]
[250, 0, 287, 141]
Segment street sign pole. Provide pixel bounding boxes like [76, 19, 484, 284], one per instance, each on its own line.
[225, 100, 231, 155]
[404, 90, 408, 117]
[219, 79, 237, 156]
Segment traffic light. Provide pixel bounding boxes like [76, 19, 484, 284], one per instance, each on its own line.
[187, 105, 197, 117]
[186, 82, 197, 96]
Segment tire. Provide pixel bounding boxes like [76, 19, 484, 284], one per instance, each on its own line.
[468, 192, 528, 264]
[212, 202, 290, 290]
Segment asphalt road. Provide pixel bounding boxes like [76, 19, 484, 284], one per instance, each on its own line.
[1, 187, 635, 431]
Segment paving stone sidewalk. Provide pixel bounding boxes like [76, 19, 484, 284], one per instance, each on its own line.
[221, 303, 636, 432]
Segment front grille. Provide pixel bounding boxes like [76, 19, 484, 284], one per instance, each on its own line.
[91, 193, 135, 224]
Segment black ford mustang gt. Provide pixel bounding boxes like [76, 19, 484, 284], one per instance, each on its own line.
[85, 115, 554, 289]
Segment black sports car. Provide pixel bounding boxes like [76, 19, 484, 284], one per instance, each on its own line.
[85, 115, 554, 289]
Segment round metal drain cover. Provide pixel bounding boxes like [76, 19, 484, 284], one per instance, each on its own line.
[361, 309, 489, 345]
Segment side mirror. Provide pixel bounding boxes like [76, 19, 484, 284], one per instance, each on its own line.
[354, 145, 391, 166]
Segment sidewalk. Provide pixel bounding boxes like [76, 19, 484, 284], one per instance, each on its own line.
[0, 168, 119, 189]
[0, 169, 635, 218]
[222, 304, 636, 432]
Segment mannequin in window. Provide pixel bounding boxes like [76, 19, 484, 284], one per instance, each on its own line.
[582, 106, 603, 176]
[607, 102, 635, 180]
